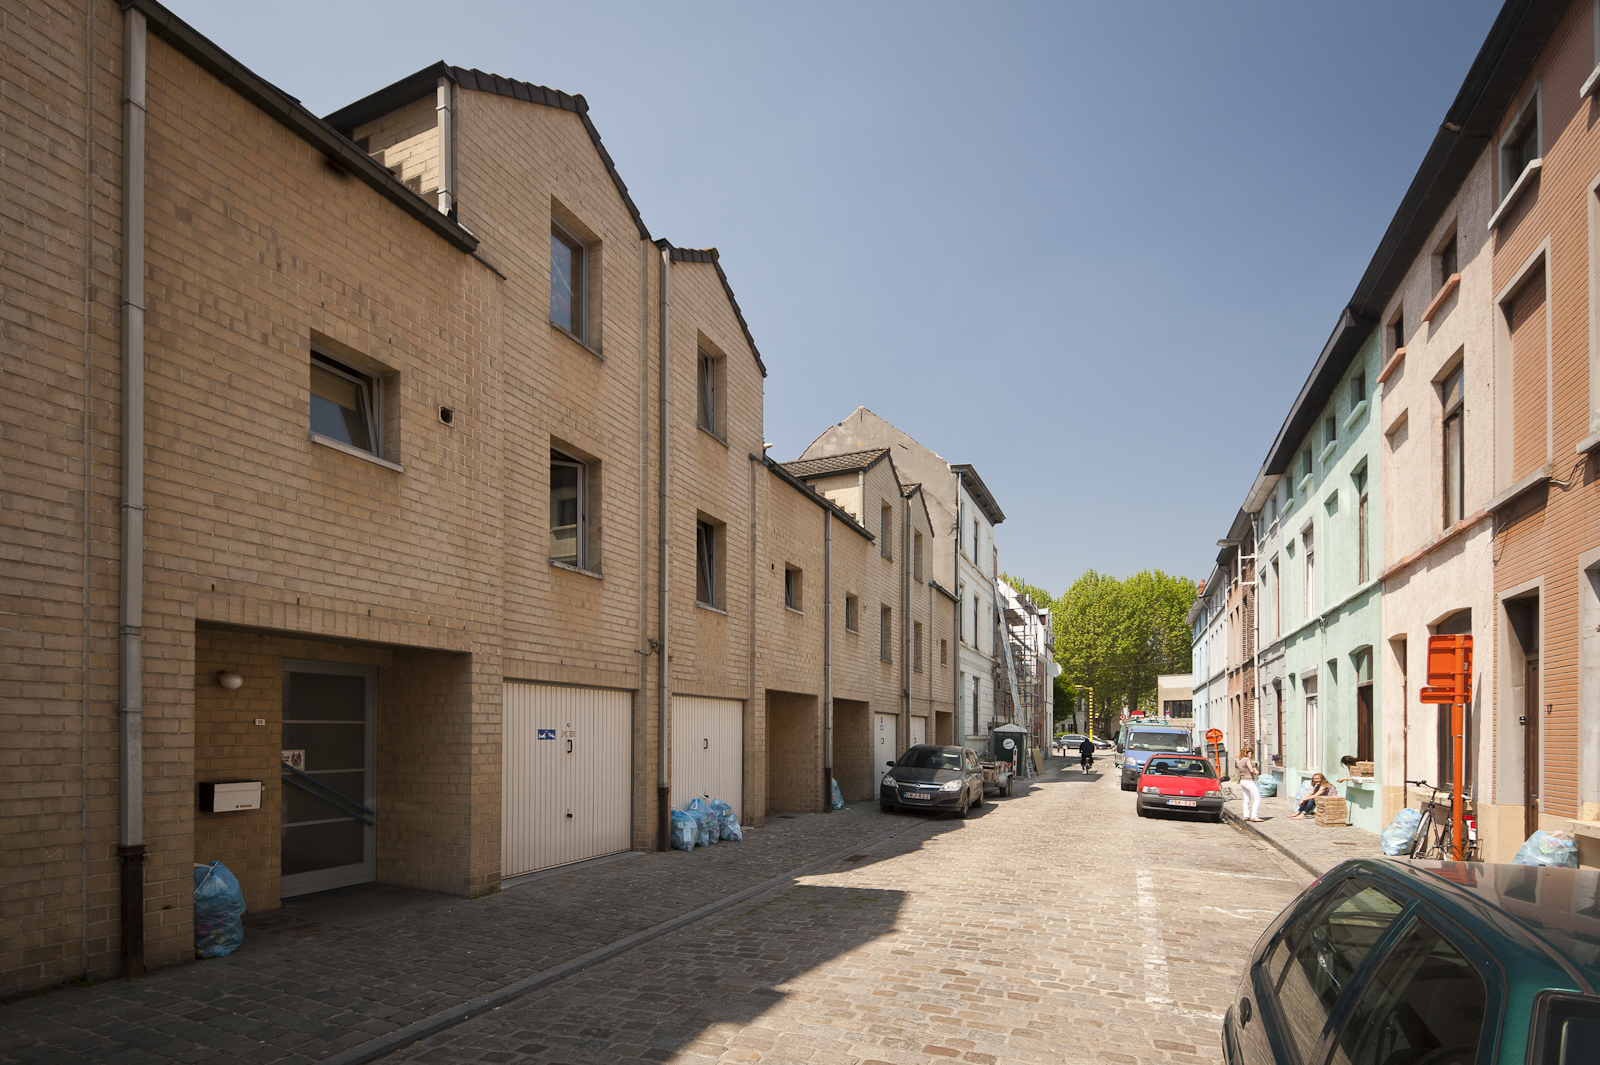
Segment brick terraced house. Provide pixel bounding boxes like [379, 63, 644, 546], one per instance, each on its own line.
[0, 0, 962, 993]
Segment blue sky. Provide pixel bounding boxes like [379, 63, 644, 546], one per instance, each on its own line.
[176, 0, 1503, 595]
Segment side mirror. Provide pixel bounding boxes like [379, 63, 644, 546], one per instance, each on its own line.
[885, 760, 895, 767]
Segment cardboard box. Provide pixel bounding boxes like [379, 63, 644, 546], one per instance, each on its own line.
[1353, 761, 1374, 777]
[1315, 796, 1349, 827]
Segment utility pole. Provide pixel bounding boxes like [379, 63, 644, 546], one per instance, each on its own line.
[1074, 684, 1094, 740]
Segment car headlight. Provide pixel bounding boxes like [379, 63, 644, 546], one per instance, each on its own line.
[940, 779, 963, 792]
[881, 775, 896, 787]
[1205, 789, 1223, 798]
[1141, 786, 1161, 794]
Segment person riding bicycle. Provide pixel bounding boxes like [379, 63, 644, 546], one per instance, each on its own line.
[1078, 737, 1095, 771]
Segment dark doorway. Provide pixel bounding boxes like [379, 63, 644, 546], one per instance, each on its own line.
[1504, 597, 1540, 840]
[281, 663, 376, 897]
[1354, 648, 1373, 764]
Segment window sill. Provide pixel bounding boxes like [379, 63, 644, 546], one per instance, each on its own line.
[1576, 428, 1600, 456]
[1420, 274, 1461, 323]
[697, 425, 728, 448]
[1487, 464, 1553, 513]
[549, 320, 603, 359]
[1296, 473, 1314, 497]
[1342, 400, 1368, 432]
[784, 605, 804, 616]
[1582, 63, 1600, 100]
[310, 431, 403, 472]
[1487, 159, 1542, 231]
[1317, 440, 1337, 466]
[845, 627, 858, 635]
[695, 601, 728, 616]
[1377, 346, 1406, 385]
[550, 560, 603, 580]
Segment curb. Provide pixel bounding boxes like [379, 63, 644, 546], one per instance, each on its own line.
[321, 817, 941, 1065]
[1222, 806, 1324, 879]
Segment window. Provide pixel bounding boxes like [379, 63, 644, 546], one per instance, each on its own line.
[913, 621, 923, 672]
[696, 348, 723, 438]
[940, 638, 948, 666]
[1439, 233, 1458, 284]
[972, 677, 980, 733]
[1355, 648, 1373, 763]
[972, 517, 979, 559]
[1303, 526, 1316, 618]
[1303, 675, 1319, 767]
[1272, 556, 1281, 636]
[1270, 878, 1405, 1063]
[310, 353, 378, 455]
[880, 605, 892, 662]
[844, 594, 859, 632]
[972, 596, 981, 650]
[1303, 448, 1314, 480]
[1390, 311, 1405, 355]
[1442, 366, 1465, 526]
[550, 224, 585, 338]
[1352, 369, 1367, 407]
[1325, 413, 1338, 448]
[1501, 98, 1541, 191]
[550, 451, 587, 568]
[1328, 919, 1486, 1065]
[784, 565, 802, 611]
[1355, 466, 1370, 584]
[880, 503, 893, 559]
[913, 531, 923, 581]
[695, 520, 719, 607]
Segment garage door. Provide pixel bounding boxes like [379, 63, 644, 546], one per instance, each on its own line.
[503, 682, 632, 877]
[874, 712, 899, 766]
[671, 696, 743, 819]
[910, 716, 928, 747]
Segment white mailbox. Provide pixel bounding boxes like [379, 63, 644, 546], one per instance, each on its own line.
[198, 780, 262, 813]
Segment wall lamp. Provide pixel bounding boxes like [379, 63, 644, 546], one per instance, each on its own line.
[215, 671, 243, 690]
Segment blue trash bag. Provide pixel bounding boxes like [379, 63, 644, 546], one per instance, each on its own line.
[686, 797, 718, 846]
[1293, 782, 1312, 806]
[1380, 807, 1423, 856]
[708, 799, 742, 842]
[670, 808, 697, 851]
[1257, 774, 1279, 798]
[1514, 830, 1579, 868]
[192, 860, 246, 959]
[831, 779, 845, 810]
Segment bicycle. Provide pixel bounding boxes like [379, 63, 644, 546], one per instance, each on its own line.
[1403, 779, 1479, 861]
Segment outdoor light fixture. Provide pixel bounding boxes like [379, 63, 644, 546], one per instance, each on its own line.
[216, 671, 243, 690]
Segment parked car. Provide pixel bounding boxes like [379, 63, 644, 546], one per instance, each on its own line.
[1093, 737, 1114, 750]
[1118, 723, 1195, 790]
[879, 744, 984, 817]
[1223, 858, 1600, 1065]
[1134, 755, 1224, 822]
[1056, 733, 1089, 751]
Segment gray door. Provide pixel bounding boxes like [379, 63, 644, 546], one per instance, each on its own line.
[281, 662, 376, 897]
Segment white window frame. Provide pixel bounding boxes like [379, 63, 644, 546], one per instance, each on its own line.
[550, 220, 588, 341]
[844, 594, 859, 633]
[784, 565, 802, 612]
[309, 351, 381, 458]
[697, 348, 722, 439]
[696, 519, 719, 608]
[1491, 87, 1543, 229]
[550, 451, 588, 570]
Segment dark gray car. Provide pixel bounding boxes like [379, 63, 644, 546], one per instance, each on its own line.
[879, 744, 984, 817]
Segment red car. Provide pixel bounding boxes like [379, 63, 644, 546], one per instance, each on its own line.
[1135, 755, 1225, 822]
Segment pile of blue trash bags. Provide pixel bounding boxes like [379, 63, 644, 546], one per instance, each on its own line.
[193, 860, 246, 958]
[670, 796, 743, 851]
[1380, 807, 1423, 855]
[1515, 829, 1578, 867]
[1257, 774, 1279, 798]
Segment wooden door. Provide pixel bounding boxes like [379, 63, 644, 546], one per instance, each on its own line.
[1524, 659, 1540, 839]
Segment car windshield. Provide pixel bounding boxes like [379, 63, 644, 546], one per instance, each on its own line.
[1127, 731, 1189, 752]
[897, 747, 962, 770]
[1143, 758, 1215, 778]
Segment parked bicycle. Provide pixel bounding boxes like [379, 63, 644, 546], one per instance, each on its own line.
[1402, 779, 1479, 861]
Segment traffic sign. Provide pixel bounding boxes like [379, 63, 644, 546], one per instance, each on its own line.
[1420, 634, 1472, 704]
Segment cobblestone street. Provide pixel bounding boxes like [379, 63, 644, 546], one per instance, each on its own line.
[394, 762, 1312, 1065]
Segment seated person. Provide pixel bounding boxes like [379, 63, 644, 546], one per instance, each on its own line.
[1289, 773, 1336, 819]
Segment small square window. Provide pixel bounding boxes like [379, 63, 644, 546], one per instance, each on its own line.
[1503, 110, 1540, 187]
[310, 353, 379, 455]
[784, 565, 802, 611]
[844, 594, 859, 632]
[550, 451, 588, 569]
[697, 348, 724, 438]
[696, 519, 721, 607]
[550, 224, 586, 338]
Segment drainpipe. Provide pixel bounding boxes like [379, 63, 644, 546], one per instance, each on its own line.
[656, 244, 672, 849]
[952, 473, 962, 747]
[435, 76, 453, 218]
[902, 495, 911, 750]
[118, 5, 148, 980]
[822, 510, 833, 811]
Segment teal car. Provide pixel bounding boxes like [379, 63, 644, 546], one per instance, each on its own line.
[1224, 858, 1600, 1065]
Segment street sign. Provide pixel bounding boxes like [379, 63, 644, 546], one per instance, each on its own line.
[1420, 634, 1472, 704]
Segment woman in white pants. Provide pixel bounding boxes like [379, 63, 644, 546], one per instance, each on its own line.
[1236, 746, 1262, 821]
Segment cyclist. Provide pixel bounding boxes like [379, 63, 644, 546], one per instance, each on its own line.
[1078, 736, 1095, 771]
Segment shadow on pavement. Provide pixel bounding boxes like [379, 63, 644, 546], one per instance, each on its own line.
[396, 884, 909, 1064]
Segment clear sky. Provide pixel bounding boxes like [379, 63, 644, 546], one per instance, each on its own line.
[173, 0, 1503, 595]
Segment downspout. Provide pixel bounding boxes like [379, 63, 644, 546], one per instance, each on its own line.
[118, 4, 148, 980]
[435, 76, 453, 218]
[822, 510, 833, 811]
[901, 495, 911, 752]
[656, 244, 672, 849]
[952, 473, 962, 746]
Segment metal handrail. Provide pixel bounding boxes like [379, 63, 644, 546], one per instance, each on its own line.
[281, 760, 375, 825]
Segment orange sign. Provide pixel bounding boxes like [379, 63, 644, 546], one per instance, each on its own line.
[1420, 634, 1472, 704]
[1205, 728, 1224, 744]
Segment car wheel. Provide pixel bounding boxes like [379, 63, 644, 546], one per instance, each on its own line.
[1120, 780, 1134, 792]
[956, 794, 970, 819]
[1003, 779, 1013, 797]
[879, 801, 893, 813]
[1135, 803, 1147, 817]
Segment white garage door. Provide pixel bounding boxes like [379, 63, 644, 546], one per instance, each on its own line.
[503, 682, 632, 878]
[671, 696, 743, 819]
[910, 716, 927, 747]
[874, 712, 899, 767]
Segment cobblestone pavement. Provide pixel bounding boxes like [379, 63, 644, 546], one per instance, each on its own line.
[1221, 793, 1384, 876]
[0, 804, 945, 1065]
[389, 761, 1314, 1065]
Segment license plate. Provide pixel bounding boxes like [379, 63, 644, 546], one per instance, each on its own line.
[1166, 799, 1197, 807]
[902, 792, 931, 801]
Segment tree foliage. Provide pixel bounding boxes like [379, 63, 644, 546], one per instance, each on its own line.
[1004, 569, 1196, 736]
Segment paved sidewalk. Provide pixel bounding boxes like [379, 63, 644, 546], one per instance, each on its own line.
[0, 805, 951, 1065]
[1221, 792, 1383, 876]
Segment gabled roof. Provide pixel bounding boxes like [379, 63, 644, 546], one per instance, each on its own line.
[950, 464, 1005, 525]
[762, 458, 873, 542]
[324, 62, 649, 241]
[900, 482, 920, 498]
[126, 1, 477, 255]
[781, 448, 891, 480]
[661, 243, 767, 378]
